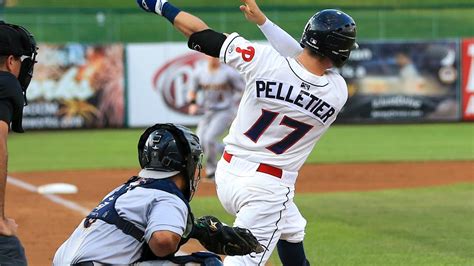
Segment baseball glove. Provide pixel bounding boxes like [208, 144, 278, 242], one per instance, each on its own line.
[191, 215, 264, 256]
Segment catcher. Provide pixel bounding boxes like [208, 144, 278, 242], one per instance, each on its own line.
[53, 124, 263, 265]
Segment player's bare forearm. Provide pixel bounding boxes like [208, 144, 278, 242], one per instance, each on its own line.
[136, 0, 209, 38]
[138, 0, 226, 57]
[173, 12, 209, 38]
[0, 122, 9, 218]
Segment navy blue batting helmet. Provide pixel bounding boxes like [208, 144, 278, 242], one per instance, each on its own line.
[300, 9, 357, 67]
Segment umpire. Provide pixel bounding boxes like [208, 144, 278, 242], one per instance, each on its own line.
[0, 21, 38, 265]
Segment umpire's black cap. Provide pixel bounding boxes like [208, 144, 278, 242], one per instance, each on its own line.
[0, 21, 31, 56]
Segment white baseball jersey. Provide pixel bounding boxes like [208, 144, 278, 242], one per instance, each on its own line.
[219, 33, 348, 172]
[190, 62, 244, 111]
[53, 186, 188, 265]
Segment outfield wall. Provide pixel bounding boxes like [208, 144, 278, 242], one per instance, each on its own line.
[22, 38, 473, 129]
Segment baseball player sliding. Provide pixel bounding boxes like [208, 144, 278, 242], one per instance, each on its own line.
[137, 0, 357, 264]
[188, 55, 244, 181]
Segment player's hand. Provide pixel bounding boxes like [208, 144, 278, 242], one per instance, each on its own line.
[188, 103, 199, 115]
[0, 217, 18, 236]
[239, 0, 267, 26]
[136, 0, 167, 15]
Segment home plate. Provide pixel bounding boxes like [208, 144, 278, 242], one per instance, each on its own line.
[37, 183, 78, 194]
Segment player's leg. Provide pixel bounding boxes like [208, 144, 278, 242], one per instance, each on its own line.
[195, 112, 211, 150]
[202, 110, 233, 179]
[216, 169, 292, 265]
[136, 252, 222, 266]
[196, 112, 214, 179]
[0, 235, 27, 266]
[278, 201, 309, 266]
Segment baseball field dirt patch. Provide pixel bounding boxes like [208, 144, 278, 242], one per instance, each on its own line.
[6, 161, 473, 265]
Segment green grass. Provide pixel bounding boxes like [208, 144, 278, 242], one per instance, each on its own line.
[11, 0, 474, 8]
[8, 129, 140, 172]
[309, 123, 474, 163]
[7, 123, 473, 172]
[3, 2, 474, 42]
[190, 183, 474, 265]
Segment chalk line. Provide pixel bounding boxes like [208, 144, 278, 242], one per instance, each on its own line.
[7, 176, 90, 216]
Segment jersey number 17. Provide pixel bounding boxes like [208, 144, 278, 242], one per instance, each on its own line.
[244, 109, 313, 154]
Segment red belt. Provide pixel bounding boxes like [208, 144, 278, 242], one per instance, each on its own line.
[223, 151, 283, 178]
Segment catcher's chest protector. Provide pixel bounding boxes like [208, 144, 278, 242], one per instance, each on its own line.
[84, 177, 192, 242]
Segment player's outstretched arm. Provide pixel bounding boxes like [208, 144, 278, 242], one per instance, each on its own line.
[240, 0, 302, 58]
[137, 0, 209, 37]
[173, 12, 209, 38]
[137, 0, 227, 57]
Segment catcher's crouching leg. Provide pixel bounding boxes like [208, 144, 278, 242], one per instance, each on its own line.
[134, 252, 223, 266]
[170, 252, 223, 266]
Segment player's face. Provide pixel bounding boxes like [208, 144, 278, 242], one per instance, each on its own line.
[189, 153, 203, 200]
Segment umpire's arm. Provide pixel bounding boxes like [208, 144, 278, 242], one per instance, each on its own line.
[0, 121, 18, 237]
[0, 120, 7, 218]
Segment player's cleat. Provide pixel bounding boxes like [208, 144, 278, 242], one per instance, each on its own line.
[136, 0, 167, 15]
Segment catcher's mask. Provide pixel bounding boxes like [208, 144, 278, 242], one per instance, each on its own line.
[300, 9, 357, 67]
[0, 21, 38, 105]
[138, 124, 203, 201]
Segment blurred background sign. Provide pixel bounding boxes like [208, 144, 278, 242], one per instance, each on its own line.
[23, 44, 125, 129]
[338, 40, 460, 122]
[126, 43, 205, 127]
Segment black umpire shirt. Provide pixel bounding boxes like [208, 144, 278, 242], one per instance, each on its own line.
[0, 71, 24, 133]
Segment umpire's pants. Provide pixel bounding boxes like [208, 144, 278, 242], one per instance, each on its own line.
[0, 235, 27, 265]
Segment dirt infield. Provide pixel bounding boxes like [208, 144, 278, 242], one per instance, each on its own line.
[6, 161, 473, 265]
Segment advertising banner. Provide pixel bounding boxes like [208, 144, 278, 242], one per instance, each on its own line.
[24, 44, 125, 129]
[126, 43, 207, 127]
[337, 40, 460, 122]
[461, 38, 474, 121]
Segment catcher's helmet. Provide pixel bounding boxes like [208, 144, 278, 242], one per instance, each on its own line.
[138, 124, 203, 201]
[300, 9, 357, 67]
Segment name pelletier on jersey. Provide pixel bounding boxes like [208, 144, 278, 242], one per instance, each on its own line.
[255, 79, 335, 123]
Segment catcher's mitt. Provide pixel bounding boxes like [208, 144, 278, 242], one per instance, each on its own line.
[191, 215, 264, 256]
